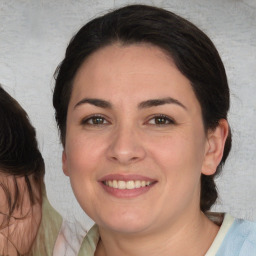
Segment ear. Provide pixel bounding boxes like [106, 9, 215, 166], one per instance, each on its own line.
[202, 119, 229, 176]
[62, 150, 70, 176]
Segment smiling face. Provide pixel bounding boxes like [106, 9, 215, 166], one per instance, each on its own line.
[63, 44, 215, 234]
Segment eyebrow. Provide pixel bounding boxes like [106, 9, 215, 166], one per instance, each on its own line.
[74, 98, 112, 109]
[74, 97, 186, 110]
[138, 97, 187, 110]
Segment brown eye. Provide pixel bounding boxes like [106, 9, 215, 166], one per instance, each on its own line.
[148, 115, 175, 125]
[90, 117, 105, 125]
[81, 115, 109, 126]
[155, 117, 168, 125]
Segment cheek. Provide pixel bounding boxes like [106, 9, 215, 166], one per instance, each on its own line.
[0, 194, 9, 232]
[0, 186, 7, 212]
[0, 193, 42, 254]
[65, 133, 105, 174]
[149, 136, 203, 211]
[146, 131, 206, 193]
[148, 131, 205, 170]
[64, 134, 107, 210]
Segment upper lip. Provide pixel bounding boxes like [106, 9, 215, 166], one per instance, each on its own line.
[98, 174, 156, 182]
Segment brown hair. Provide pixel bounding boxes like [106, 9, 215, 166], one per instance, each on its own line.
[0, 85, 45, 255]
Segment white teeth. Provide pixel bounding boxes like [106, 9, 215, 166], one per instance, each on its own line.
[126, 180, 135, 189]
[113, 180, 118, 188]
[118, 180, 126, 189]
[135, 180, 141, 188]
[105, 180, 152, 189]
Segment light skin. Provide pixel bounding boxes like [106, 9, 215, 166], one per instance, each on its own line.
[0, 174, 41, 255]
[62, 44, 229, 256]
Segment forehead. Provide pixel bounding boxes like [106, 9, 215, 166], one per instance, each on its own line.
[74, 43, 174, 82]
[70, 44, 199, 109]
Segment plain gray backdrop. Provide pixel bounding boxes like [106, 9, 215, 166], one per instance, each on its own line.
[0, 0, 255, 230]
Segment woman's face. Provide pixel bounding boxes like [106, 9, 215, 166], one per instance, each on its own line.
[63, 44, 212, 234]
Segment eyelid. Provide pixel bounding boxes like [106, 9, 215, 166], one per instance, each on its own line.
[146, 114, 176, 125]
[80, 114, 110, 126]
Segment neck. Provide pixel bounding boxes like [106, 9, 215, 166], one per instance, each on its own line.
[95, 211, 219, 256]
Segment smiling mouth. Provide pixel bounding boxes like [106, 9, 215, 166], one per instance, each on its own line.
[103, 180, 154, 190]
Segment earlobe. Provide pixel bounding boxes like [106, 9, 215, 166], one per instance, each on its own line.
[202, 119, 229, 176]
[62, 150, 69, 176]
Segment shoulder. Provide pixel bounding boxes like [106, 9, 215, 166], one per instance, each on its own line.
[31, 192, 63, 256]
[217, 215, 256, 256]
[77, 225, 100, 256]
[53, 219, 86, 256]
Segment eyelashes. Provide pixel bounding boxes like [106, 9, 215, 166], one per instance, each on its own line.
[80, 115, 110, 126]
[146, 114, 175, 126]
[80, 114, 176, 127]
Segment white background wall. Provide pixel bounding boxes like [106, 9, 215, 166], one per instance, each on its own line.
[0, 0, 255, 229]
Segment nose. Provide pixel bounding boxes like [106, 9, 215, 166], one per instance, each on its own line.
[106, 125, 146, 165]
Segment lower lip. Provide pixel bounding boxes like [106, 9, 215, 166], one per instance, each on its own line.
[100, 182, 156, 198]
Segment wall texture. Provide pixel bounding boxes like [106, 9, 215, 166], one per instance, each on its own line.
[0, 0, 255, 229]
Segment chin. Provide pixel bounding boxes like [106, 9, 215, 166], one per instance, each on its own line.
[95, 210, 154, 234]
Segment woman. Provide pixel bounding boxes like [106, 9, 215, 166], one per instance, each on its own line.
[0, 85, 62, 256]
[53, 4, 256, 255]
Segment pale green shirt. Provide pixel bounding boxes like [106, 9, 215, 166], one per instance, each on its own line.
[29, 188, 62, 256]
